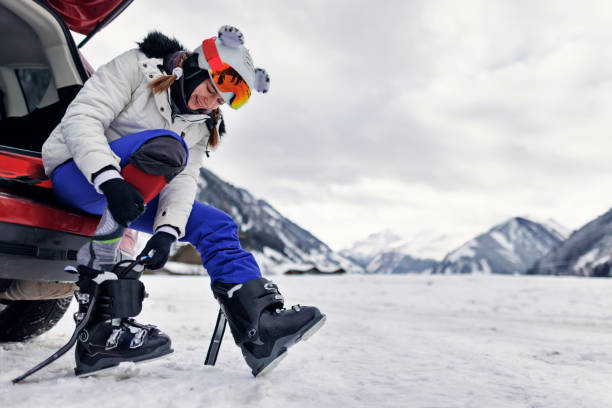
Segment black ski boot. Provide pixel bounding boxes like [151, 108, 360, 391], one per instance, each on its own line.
[73, 264, 173, 376]
[212, 277, 326, 377]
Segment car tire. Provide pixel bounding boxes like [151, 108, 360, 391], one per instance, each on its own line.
[0, 296, 72, 342]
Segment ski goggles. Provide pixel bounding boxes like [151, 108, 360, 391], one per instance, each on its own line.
[202, 38, 251, 109]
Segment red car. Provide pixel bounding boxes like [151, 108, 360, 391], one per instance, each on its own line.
[0, 0, 133, 341]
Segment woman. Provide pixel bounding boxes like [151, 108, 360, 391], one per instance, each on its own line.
[41, 26, 326, 377]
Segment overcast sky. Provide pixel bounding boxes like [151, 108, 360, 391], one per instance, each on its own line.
[78, 0, 612, 252]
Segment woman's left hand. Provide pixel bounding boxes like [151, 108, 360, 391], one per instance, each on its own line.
[138, 231, 176, 269]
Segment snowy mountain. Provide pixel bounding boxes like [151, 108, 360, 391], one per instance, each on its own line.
[365, 251, 438, 274]
[193, 168, 362, 275]
[340, 230, 402, 267]
[340, 230, 439, 274]
[433, 217, 568, 275]
[528, 208, 612, 276]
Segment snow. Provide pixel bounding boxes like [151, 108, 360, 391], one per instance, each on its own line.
[366, 253, 385, 273]
[241, 216, 254, 232]
[162, 261, 206, 275]
[447, 240, 477, 262]
[574, 248, 612, 271]
[4, 274, 612, 407]
[575, 248, 601, 270]
[478, 258, 492, 274]
[343, 229, 469, 262]
[261, 203, 282, 219]
[532, 217, 572, 240]
[396, 230, 469, 260]
[251, 246, 348, 276]
[346, 229, 402, 258]
[251, 250, 284, 276]
[491, 231, 522, 264]
[491, 231, 514, 253]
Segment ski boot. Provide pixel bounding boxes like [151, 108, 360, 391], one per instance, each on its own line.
[73, 263, 173, 376]
[212, 277, 326, 377]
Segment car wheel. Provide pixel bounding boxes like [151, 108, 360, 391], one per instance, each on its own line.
[0, 296, 72, 342]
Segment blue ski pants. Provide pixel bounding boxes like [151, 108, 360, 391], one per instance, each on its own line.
[51, 129, 262, 284]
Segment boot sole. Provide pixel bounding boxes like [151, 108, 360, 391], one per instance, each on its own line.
[75, 347, 174, 377]
[252, 313, 327, 378]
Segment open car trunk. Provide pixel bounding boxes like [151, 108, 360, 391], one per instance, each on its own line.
[0, 0, 89, 152]
[0, 0, 132, 152]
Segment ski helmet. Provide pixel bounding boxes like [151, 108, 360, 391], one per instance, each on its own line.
[193, 25, 270, 109]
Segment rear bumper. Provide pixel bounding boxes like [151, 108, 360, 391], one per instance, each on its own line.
[0, 187, 98, 281]
[0, 221, 90, 282]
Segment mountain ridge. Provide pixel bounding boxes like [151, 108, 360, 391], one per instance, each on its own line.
[528, 208, 612, 276]
[433, 217, 568, 274]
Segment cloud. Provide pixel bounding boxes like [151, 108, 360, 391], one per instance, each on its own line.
[81, 0, 612, 250]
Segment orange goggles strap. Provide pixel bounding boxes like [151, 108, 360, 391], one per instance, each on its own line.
[202, 38, 224, 71]
[202, 37, 251, 109]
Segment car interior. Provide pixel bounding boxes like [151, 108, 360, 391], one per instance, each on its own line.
[0, 0, 85, 152]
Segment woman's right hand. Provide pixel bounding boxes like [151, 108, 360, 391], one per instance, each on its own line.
[99, 179, 145, 227]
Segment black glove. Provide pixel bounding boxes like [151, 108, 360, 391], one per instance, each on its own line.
[99, 178, 145, 227]
[138, 231, 176, 270]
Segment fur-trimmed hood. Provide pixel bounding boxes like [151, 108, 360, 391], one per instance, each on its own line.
[137, 31, 187, 58]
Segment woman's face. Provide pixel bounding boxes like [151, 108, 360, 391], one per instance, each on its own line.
[188, 79, 225, 111]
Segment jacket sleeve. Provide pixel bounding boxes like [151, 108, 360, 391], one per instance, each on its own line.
[153, 135, 207, 238]
[60, 49, 142, 182]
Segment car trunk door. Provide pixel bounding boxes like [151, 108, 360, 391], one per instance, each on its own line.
[44, 0, 134, 47]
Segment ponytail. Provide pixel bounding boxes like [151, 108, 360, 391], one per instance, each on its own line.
[147, 53, 189, 94]
[208, 108, 222, 148]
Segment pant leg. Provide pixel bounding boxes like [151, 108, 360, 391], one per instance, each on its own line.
[184, 201, 262, 284]
[51, 129, 186, 215]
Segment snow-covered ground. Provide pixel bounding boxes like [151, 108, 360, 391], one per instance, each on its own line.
[3, 274, 612, 407]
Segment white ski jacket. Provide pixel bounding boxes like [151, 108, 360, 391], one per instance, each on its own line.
[42, 48, 212, 238]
